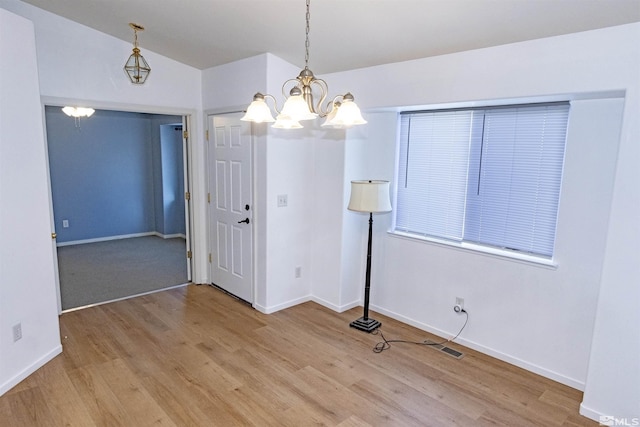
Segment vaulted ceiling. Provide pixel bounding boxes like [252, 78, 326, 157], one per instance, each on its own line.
[20, 0, 640, 74]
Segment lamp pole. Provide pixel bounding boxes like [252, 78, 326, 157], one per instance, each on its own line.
[350, 211, 381, 332]
[362, 213, 373, 321]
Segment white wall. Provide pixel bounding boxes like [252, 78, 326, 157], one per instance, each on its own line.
[203, 54, 318, 312]
[201, 28, 639, 422]
[0, 8, 61, 395]
[0, 1, 200, 110]
[579, 33, 640, 424]
[4, 0, 635, 419]
[0, 0, 208, 396]
[326, 23, 639, 421]
[0, 0, 208, 284]
[334, 113, 398, 314]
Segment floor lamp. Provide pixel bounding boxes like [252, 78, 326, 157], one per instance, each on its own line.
[348, 180, 392, 333]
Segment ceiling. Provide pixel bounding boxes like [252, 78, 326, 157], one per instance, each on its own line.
[20, 0, 640, 75]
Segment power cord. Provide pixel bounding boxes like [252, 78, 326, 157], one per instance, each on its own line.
[372, 309, 469, 353]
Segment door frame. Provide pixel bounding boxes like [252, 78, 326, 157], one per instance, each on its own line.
[42, 96, 196, 313]
[205, 110, 257, 305]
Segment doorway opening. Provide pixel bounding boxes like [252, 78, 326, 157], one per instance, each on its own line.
[44, 106, 193, 311]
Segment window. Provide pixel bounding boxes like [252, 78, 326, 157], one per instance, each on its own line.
[394, 102, 570, 258]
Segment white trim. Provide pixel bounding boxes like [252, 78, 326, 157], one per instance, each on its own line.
[579, 403, 603, 423]
[41, 96, 198, 117]
[158, 233, 187, 240]
[0, 345, 62, 396]
[389, 231, 558, 269]
[370, 303, 585, 391]
[56, 232, 185, 247]
[61, 282, 190, 313]
[254, 296, 312, 314]
[310, 296, 361, 313]
[367, 90, 627, 114]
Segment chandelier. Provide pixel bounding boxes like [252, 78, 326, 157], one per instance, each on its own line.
[241, 0, 366, 129]
[124, 23, 151, 84]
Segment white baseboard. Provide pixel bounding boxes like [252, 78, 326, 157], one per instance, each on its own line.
[254, 295, 312, 314]
[579, 403, 602, 423]
[310, 296, 361, 313]
[57, 232, 185, 247]
[371, 303, 585, 391]
[158, 233, 186, 239]
[256, 295, 361, 315]
[0, 344, 62, 396]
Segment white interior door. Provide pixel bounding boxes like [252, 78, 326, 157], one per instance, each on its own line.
[207, 113, 253, 303]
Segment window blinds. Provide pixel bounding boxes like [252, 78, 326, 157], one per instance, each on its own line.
[395, 103, 569, 257]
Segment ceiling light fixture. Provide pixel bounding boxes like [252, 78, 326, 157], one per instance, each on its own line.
[62, 107, 95, 118]
[241, 0, 366, 129]
[62, 106, 95, 128]
[124, 23, 151, 84]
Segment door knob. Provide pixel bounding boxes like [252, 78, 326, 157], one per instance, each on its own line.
[237, 218, 250, 224]
[51, 232, 57, 239]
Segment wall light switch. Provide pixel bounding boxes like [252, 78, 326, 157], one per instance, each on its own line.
[62, 220, 69, 228]
[277, 194, 288, 207]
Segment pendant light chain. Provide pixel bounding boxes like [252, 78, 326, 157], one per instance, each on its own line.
[304, 0, 310, 69]
[241, 0, 367, 128]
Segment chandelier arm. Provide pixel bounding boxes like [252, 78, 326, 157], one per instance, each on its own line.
[324, 94, 344, 112]
[262, 93, 282, 115]
[310, 78, 329, 116]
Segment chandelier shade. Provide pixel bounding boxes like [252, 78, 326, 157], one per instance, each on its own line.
[243, 94, 276, 123]
[241, 0, 366, 129]
[124, 23, 150, 84]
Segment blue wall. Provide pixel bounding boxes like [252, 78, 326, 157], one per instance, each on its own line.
[159, 124, 186, 236]
[45, 107, 184, 243]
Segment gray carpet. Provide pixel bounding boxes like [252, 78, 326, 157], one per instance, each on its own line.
[57, 236, 188, 310]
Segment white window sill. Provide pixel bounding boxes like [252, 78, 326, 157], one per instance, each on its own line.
[388, 230, 558, 269]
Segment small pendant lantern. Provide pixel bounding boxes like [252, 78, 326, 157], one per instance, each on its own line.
[124, 23, 150, 84]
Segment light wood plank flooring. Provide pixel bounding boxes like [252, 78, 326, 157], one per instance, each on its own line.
[1, 284, 597, 426]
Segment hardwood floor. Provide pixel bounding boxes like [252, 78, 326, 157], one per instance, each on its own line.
[0, 284, 597, 426]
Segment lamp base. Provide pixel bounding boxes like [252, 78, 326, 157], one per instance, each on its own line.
[349, 317, 381, 333]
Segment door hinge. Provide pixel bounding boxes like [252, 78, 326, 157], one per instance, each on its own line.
[205, 130, 209, 141]
[183, 130, 189, 139]
[187, 250, 192, 259]
[207, 192, 211, 203]
[185, 191, 191, 201]
[208, 253, 212, 263]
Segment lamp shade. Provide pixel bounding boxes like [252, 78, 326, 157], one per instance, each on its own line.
[348, 180, 392, 213]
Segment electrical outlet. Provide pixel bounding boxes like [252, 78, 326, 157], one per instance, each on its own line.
[295, 266, 301, 278]
[454, 297, 464, 313]
[277, 194, 288, 207]
[12, 323, 22, 342]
